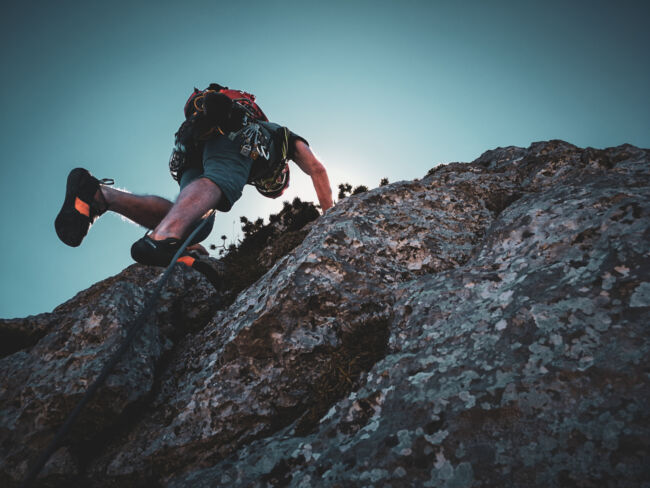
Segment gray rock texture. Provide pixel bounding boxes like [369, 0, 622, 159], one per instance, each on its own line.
[1, 140, 648, 487]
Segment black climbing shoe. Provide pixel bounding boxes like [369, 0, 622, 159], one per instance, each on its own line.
[132, 234, 224, 289]
[131, 235, 183, 267]
[55, 168, 113, 247]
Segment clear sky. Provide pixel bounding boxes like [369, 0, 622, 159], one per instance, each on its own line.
[1, 0, 648, 318]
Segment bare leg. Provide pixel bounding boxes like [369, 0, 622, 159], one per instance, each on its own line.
[97, 178, 222, 242]
[100, 186, 173, 229]
[150, 177, 223, 240]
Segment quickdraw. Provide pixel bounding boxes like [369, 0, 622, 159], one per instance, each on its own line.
[229, 122, 272, 161]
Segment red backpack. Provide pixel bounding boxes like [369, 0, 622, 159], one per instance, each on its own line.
[183, 83, 269, 122]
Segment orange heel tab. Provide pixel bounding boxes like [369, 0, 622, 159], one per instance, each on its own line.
[74, 197, 90, 217]
[177, 256, 195, 267]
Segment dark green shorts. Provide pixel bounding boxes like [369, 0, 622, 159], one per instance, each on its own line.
[180, 126, 308, 212]
[180, 135, 253, 213]
[178, 125, 308, 244]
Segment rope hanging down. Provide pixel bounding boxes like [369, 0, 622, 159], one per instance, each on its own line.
[20, 216, 212, 488]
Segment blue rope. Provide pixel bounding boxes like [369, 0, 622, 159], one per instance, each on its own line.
[20, 217, 211, 487]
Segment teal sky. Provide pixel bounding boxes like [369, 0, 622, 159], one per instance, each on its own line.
[1, 0, 648, 318]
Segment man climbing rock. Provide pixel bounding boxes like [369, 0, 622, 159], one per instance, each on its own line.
[54, 83, 333, 281]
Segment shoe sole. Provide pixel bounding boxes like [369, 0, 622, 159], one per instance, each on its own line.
[54, 168, 94, 247]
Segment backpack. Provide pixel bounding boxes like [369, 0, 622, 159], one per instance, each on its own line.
[183, 83, 269, 123]
[177, 84, 290, 199]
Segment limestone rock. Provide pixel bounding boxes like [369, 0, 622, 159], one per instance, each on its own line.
[1, 140, 648, 487]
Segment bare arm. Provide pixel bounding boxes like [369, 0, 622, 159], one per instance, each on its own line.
[291, 140, 334, 212]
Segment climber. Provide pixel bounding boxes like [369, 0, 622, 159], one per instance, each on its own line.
[54, 83, 334, 275]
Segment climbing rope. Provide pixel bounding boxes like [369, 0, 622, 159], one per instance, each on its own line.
[20, 217, 212, 487]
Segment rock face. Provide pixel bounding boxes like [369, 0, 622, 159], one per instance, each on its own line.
[1, 140, 649, 487]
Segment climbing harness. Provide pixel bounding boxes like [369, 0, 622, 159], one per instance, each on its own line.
[20, 217, 213, 488]
[170, 84, 290, 198]
[248, 125, 291, 199]
[169, 92, 264, 183]
[252, 161, 290, 199]
[225, 122, 291, 199]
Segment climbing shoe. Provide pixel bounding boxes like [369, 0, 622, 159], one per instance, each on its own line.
[131, 235, 183, 267]
[131, 234, 223, 289]
[55, 168, 113, 247]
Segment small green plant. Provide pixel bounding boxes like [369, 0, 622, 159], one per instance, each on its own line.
[213, 198, 320, 297]
[338, 183, 352, 199]
[338, 178, 388, 199]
